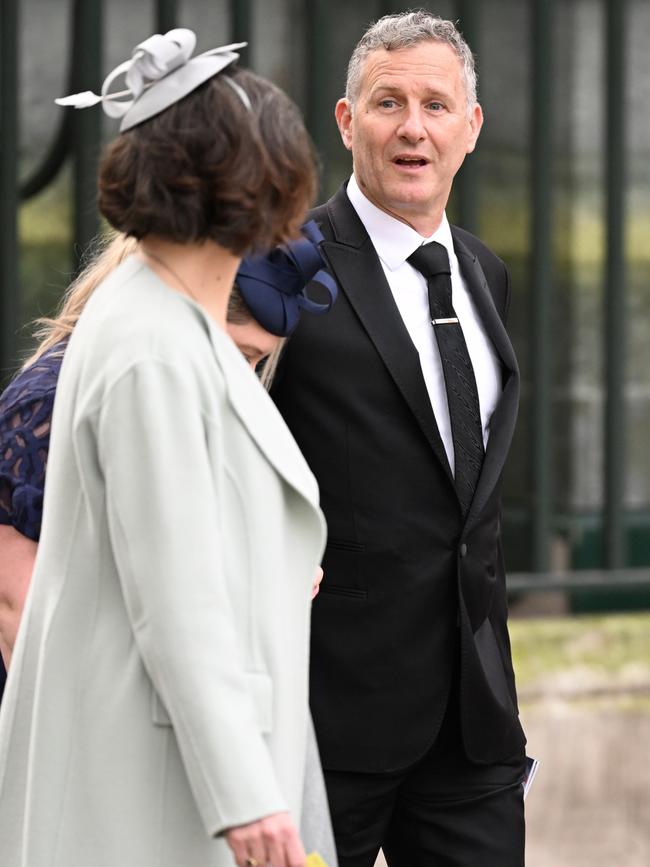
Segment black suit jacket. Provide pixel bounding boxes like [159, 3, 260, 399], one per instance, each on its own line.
[273, 185, 526, 772]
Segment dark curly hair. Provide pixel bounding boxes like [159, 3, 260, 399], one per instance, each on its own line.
[98, 67, 317, 255]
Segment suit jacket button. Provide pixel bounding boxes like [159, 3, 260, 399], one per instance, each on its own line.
[459, 543, 468, 557]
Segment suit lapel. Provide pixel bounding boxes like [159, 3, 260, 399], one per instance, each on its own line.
[317, 188, 520, 526]
[453, 236, 520, 529]
[454, 235, 518, 376]
[321, 189, 455, 488]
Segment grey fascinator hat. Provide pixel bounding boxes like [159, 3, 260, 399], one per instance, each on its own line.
[55, 28, 249, 130]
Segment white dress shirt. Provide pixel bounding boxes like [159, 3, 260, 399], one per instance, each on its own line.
[347, 174, 502, 475]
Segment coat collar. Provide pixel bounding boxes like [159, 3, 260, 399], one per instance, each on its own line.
[186, 299, 322, 511]
[320, 185, 519, 529]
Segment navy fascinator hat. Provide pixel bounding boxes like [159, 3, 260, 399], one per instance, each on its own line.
[235, 220, 338, 337]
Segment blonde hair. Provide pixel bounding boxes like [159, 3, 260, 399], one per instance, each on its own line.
[23, 233, 284, 389]
[22, 233, 137, 369]
[227, 280, 286, 389]
[259, 341, 286, 390]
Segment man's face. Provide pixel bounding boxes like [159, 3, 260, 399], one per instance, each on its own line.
[336, 41, 483, 232]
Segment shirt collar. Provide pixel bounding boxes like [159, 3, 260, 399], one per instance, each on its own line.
[347, 173, 455, 271]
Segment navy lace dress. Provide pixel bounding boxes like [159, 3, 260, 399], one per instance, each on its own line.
[0, 341, 66, 698]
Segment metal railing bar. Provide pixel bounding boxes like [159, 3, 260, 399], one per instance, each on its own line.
[603, 0, 627, 568]
[455, 0, 480, 236]
[18, 0, 78, 202]
[155, 0, 178, 32]
[305, 0, 330, 195]
[508, 567, 650, 593]
[377, 2, 407, 14]
[19, 114, 73, 201]
[71, 0, 103, 271]
[529, 0, 555, 572]
[230, 0, 252, 66]
[0, 0, 20, 379]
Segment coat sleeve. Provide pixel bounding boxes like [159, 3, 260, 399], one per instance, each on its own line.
[97, 356, 288, 837]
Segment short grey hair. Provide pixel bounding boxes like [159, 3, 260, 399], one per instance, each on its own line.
[345, 11, 478, 113]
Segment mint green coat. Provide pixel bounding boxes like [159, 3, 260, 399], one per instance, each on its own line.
[0, 258, 328, 866]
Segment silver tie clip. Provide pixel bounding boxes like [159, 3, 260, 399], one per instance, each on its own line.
[431, 317, 459, 326]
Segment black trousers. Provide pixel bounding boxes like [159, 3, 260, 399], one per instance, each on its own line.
[323, 686, 526, 867]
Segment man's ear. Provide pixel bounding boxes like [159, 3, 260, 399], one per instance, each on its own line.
[466, 103, 484, 155]
[335, 98, 354, 151]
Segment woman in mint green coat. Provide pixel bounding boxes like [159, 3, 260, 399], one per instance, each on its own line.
[0, 31, 334, 867]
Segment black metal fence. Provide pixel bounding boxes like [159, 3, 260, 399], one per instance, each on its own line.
[1, 0, 648, 599]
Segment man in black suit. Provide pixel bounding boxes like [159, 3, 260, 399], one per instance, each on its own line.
[273, 11, 526, 867]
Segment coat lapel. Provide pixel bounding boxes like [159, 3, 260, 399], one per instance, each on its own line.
[453, 236, 520, 530]
[198, 309, 321, 509]
[321, 189, 455, 488]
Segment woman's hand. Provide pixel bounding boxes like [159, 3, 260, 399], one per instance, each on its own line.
[311, 566, 324, 600]
[225, 810, 306, 867]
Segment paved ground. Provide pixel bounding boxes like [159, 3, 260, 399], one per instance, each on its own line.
[521, 701, 650, 867]
[370, 697, 650, 867]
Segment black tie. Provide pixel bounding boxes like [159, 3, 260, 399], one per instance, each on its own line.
[408, 242, 484, 516]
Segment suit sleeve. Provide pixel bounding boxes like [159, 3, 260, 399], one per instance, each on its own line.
[97, 356, 288, 837]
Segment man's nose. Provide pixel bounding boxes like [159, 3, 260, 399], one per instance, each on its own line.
[397, 106, 426, 142]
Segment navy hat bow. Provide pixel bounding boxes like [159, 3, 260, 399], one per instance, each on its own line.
[236, 220, 338, 337]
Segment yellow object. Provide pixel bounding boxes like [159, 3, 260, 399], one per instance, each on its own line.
[306, 853, 328, 867]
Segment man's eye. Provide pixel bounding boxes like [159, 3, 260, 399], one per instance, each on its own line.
[379, 99, 397, 108]
[427, 102, 444, 111]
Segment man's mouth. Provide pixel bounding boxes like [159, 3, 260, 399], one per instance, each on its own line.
[393, 156, 428, 167]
